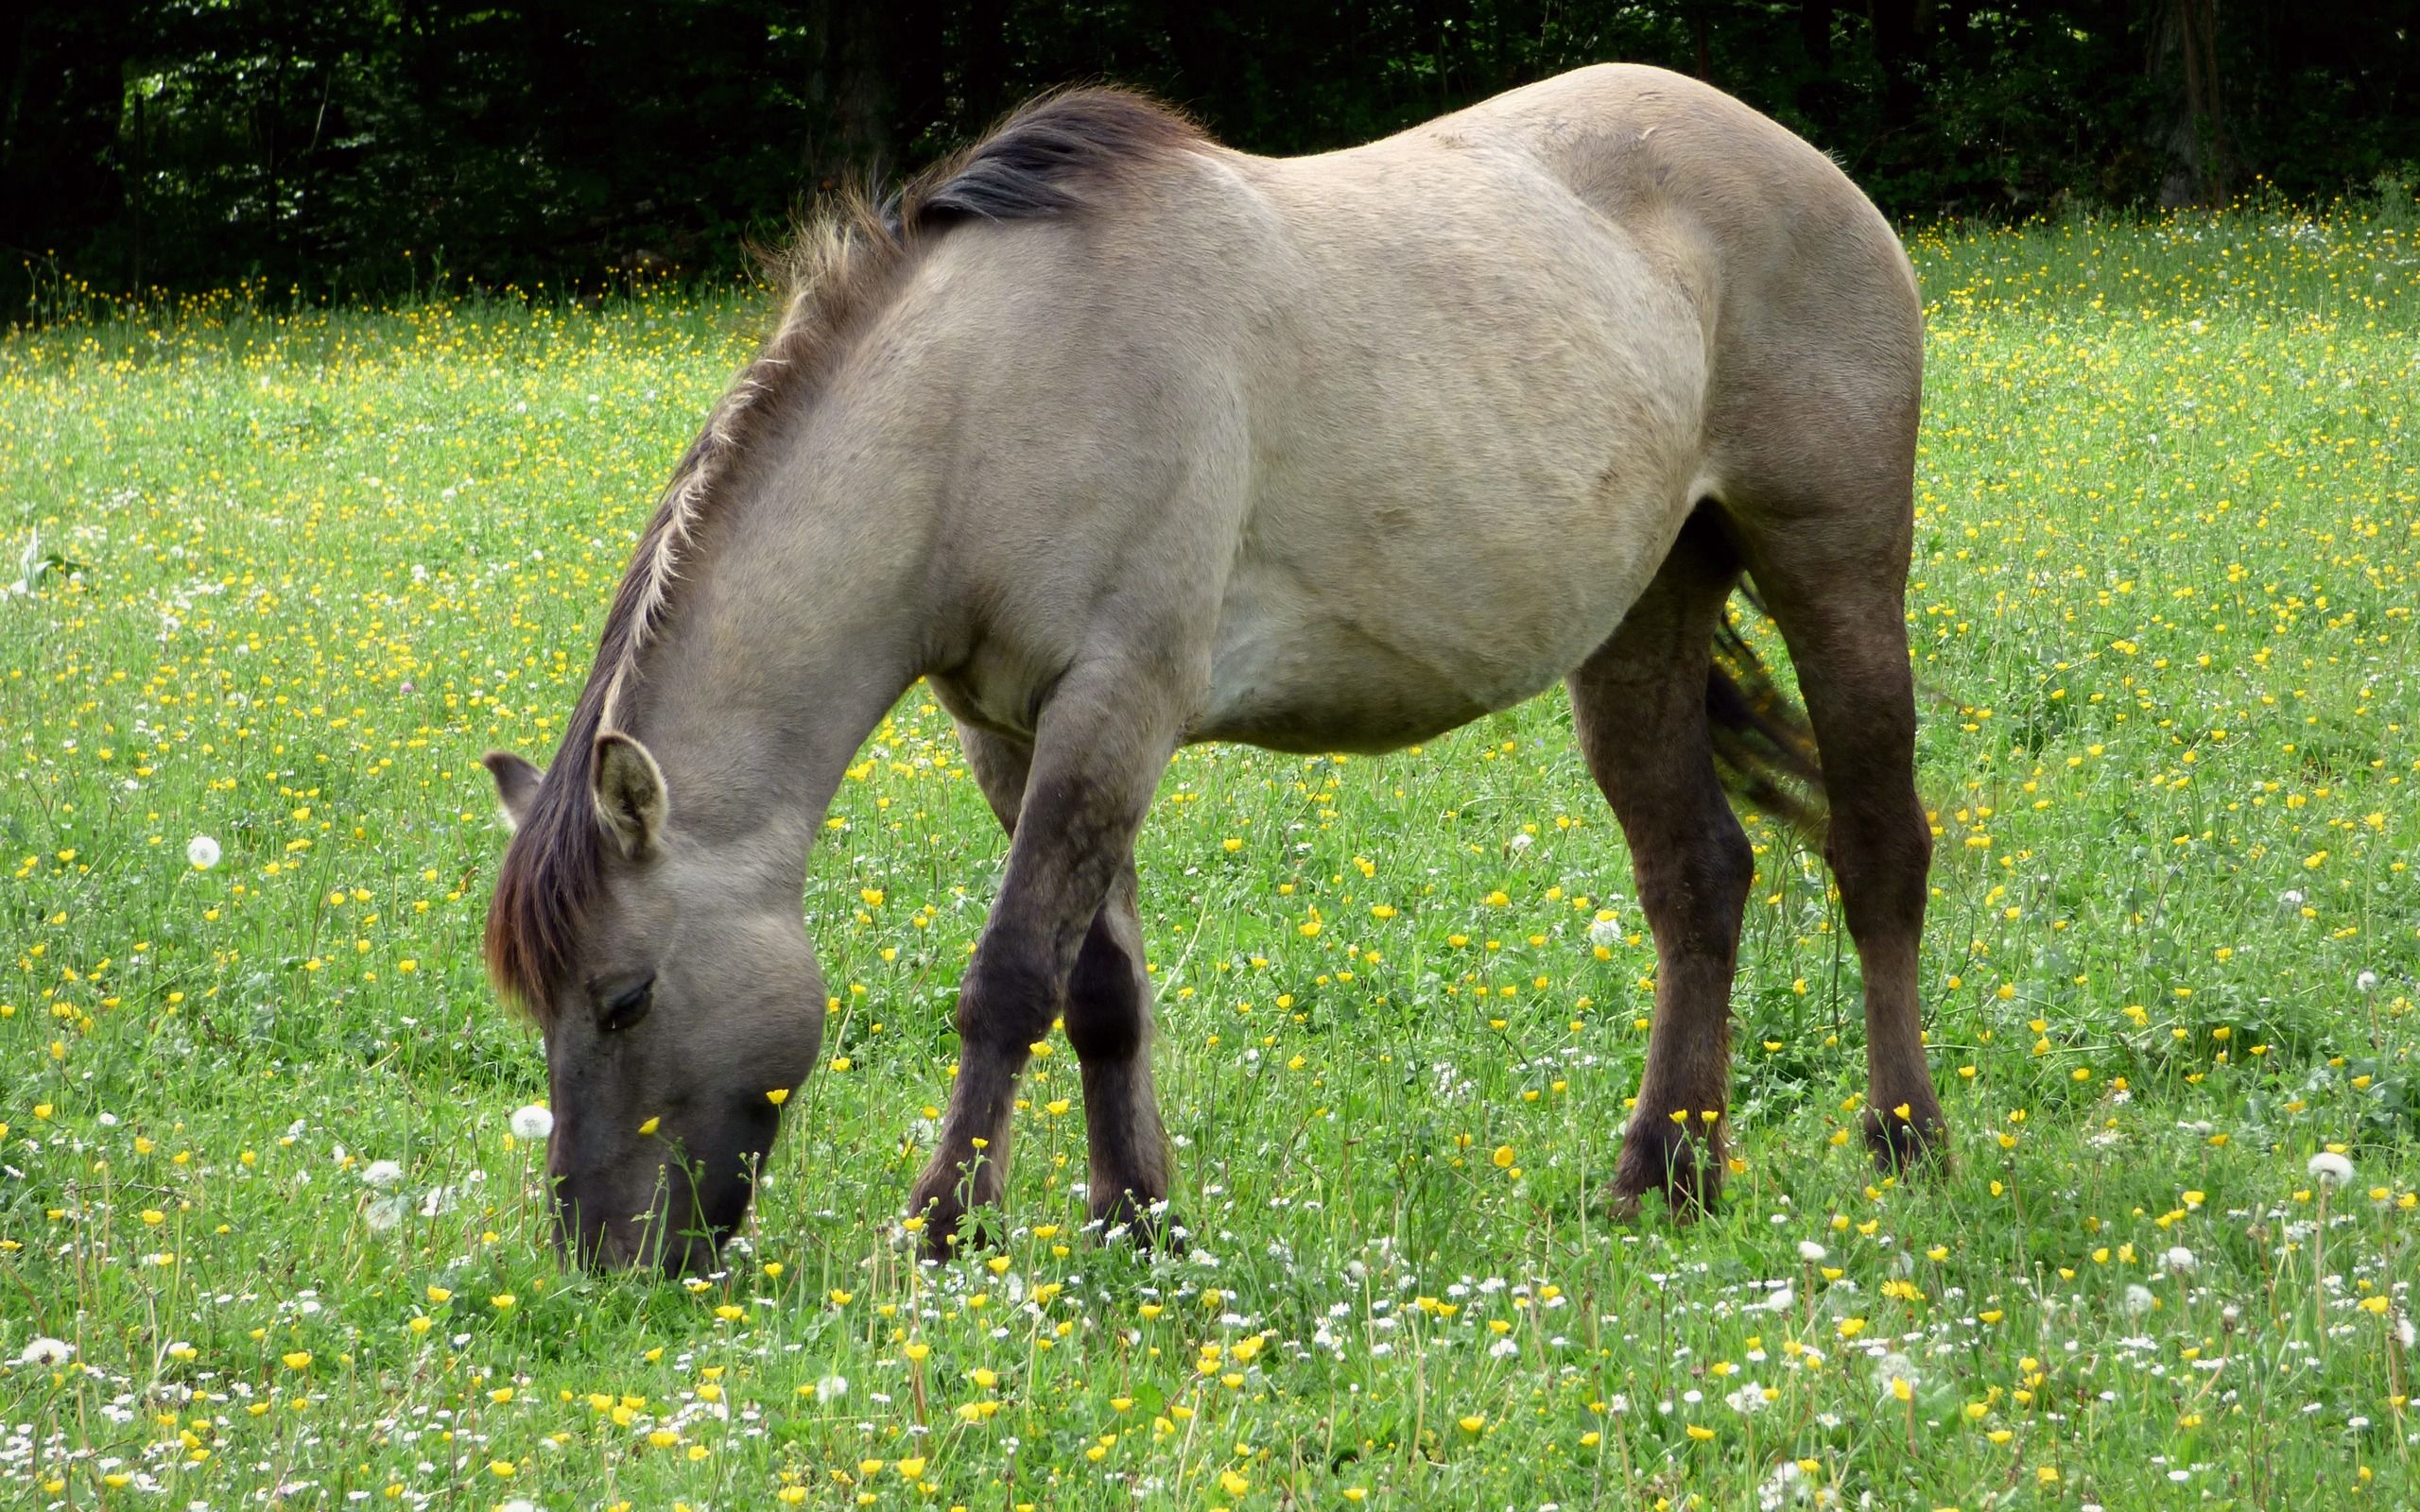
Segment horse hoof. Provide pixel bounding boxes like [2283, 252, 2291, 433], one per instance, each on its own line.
[1610, 1119, 1721, 1220]
[1092, 1192, 1184, 1254]
[1861, 1104, 1949, 1176]
[908, 1191, 1007, 1263]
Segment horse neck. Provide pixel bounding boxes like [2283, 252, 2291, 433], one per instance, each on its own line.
[613, 402, 935, 883]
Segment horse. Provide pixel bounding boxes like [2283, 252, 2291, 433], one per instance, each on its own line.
[482, 63, 1946, 1273]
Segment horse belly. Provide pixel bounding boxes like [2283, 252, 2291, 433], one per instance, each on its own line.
[1192, 521, 1666, 754]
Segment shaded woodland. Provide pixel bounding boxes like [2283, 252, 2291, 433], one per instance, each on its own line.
[6, 2, 2414, 296]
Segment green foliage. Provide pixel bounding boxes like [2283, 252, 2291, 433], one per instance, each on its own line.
[8, 2, 2420, 301]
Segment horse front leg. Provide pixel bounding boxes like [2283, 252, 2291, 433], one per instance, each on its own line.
[909, 667, 1181, 1260]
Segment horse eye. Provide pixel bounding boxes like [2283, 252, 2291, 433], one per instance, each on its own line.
[597, 974, 655, 1032]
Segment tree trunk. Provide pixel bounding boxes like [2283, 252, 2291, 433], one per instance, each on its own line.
[2153, 0, 2231, 207]
[803, 0, 897, 196]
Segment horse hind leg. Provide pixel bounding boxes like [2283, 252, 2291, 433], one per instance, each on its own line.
[1732, 495, 1948, 1173]
[1568, 507, 1754, 1217]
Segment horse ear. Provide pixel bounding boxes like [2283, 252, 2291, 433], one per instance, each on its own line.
[483, 750, 544, 830]
[592, 731, 669, 856]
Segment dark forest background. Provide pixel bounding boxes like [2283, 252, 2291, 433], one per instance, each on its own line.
[6, 1, 2416, 298]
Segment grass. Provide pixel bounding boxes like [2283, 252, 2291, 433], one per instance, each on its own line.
[3, 207, 2416, 1510]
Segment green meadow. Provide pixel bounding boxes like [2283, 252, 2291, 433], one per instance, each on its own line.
[3, 210, 2416, 1509]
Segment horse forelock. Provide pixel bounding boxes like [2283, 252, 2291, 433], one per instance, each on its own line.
[485, 87, 1202, 1022]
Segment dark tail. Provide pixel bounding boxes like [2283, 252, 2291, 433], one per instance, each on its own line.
[1706, 578, 1826, 839]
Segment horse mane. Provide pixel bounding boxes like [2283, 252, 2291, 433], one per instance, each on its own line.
[485, 88, 1203, 1020]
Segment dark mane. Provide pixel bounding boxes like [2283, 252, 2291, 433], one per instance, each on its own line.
[484, 88, 1202, 1021]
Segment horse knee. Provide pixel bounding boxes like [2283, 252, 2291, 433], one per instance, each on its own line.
[956, 942, 1059, 1055]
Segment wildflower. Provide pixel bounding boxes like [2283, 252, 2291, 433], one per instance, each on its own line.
[1757, 1460, 1808, 1510]
[362, 1160, 405, 1189]
[2122, 1284, 2155, 1317]
[509, 1105, 553, 1141]
[187, 835, 221, 869]
[2308, 1151, 2355, 1187]
[2163, 1246, 2196, 1272]
[814, 1374, 848, 1402]
[21, 1337, 72, 1367]
[766, 1087, 790, 1107]
[1798, 1240, 1827, 1263]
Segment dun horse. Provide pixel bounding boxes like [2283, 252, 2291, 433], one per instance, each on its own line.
[485, 64, 1947, 1273]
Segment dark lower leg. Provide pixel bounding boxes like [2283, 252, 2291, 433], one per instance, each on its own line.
[1830, 789, 1946, 1169]
[1751, 563, 1948, 1174]
[1063, 867, 1173, 1240]
[909, 688, 1176, 1257]
[1570, 515, 1753, 1217]
[1608, 803, 1753, 1212]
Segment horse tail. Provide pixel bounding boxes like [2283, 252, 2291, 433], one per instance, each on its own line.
[1705, 578, 1826, 841]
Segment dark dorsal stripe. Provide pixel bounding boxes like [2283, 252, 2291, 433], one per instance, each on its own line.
[485, 89, 1202, 1022]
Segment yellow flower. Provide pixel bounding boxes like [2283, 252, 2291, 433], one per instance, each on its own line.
[490, 1293, 515, 1311]
[281, 1351, 312, 1370]
[637, 1116, 660, 1136]
[766, 1087, 789, 1106]
[1458, 1414, 1485, 1434]
[1492, 1144, 1515, 1169]
[425, 1285, 452, 1304]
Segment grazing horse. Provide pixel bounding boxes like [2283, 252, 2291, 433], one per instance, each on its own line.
[483, 64, 1945, 1273]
